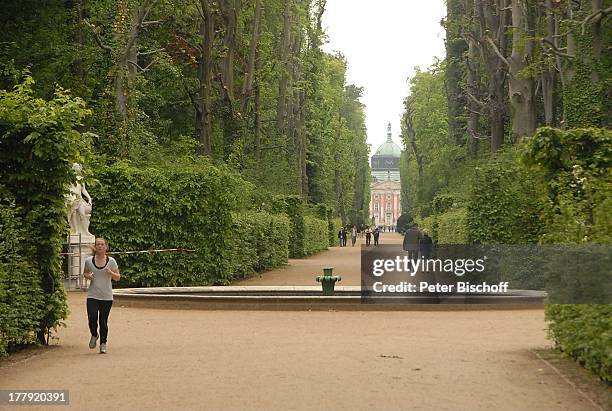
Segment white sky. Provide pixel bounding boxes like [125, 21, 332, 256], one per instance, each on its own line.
[322, 0, 446, 155]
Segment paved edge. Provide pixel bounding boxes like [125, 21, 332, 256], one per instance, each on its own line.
[112, 294, 544, 311]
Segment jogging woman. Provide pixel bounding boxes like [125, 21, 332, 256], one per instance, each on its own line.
[83, 237, 120, 354]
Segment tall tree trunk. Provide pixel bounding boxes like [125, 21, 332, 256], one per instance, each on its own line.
[465, 0, 481, 157]
[298, 91, 308, 197]
[240, 0, 262, 115]
[508, 0, 536, 139]
[115, 0, 154, 122]
[218, 0, 240, 101]
[445, 0, 468, 145]
[541, 0, 556, 125]
[334, 113, 346, 223]
[404, 106, 423, 178]
[477, 0, 509, 152]
[286, 31, 302, 143]
[289, 31, 303, 194]
[276, 0, 292, 130]
[197, 0, 214, 156]
[254, 79, 261, 161]
[74, 0, 85, 84]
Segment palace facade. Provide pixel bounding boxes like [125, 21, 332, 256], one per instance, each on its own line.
[369, 123, 402, 230]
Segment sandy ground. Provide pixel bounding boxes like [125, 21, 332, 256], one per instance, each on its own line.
[0, 233, 602, 410]
[0, 302, 600, 410]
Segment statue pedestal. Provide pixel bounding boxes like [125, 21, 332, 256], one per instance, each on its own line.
[67, 233, 95, 289]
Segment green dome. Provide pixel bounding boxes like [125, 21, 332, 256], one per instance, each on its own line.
[374, 140, 402, 157]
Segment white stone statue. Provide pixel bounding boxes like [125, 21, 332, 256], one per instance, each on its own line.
[66, 163, 93, 238]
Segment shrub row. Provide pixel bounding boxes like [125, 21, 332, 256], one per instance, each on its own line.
[91, 161, 264, 287]
[303, 216, 329, 255]
[0, 78, 87, 353]
[271, 195, 330, 258]
[223, 212, 290, 282]
[436, 208, 468, 244]
[466, 150, 546, 244]
[0, 197, 45, 355]
[524, 128, 612, 382]
[416, 192, 467, 245]
[546, 305, 611, 383]
[91, 163, 329, 287]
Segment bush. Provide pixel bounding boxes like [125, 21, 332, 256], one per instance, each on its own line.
[272, 195, 329, 257]
[418, 215, 437, 241]
[432, 193, 464, 214]
[91, 162, 294, 286]
[223, 212, 290, 281]
[546, 305, 612, 382]
[329, 218, 343, 245]
[303, 216, 329, 255]
[91, 161, 251, 286]
[396, 214, 413, 233]
[0, 196, 44, 355]
[0, 76, 88, 350]
[436, 208, 468, 244]
[524, 128, 612, 383]
[466, 149, 546, 244]
[522, 128, 612, 244]
[311, 204, 339, 247]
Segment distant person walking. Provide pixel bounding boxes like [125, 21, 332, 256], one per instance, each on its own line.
[403, 223, 421, 261]
[373, 227, 380, 246]
[342, 227, 348, 247]
[365, 227, 372, 246]
[338, 228, 344, 247]
[83, 237, 120, 354]
[351, 226, 357, 247]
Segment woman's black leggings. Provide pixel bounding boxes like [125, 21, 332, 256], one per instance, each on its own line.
[87, 298, 113, 343]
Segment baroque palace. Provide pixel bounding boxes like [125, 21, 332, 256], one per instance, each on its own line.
[370, 123, 402, 230]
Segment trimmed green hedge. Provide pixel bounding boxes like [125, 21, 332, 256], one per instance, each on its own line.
[223, 212, 290, 281]
[546, 305, 612, 382]
[91, 162, 293, 287]
[314, 204, 341, 248]
[436, 208, 468, 244]
[272, 195, 329, 257]
[329, 218, 343, 246]
[466, 150, 546, 244]
[303, 216, 329, 255]
[524, 128, 612, 382]
[91, 161, 246, 286]
[0, 196, 44, 355]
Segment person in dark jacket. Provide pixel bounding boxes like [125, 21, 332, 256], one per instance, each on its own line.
[403, 223, 421, 261]
[419, 230, 433, 273]
[373, 227, 380, 246]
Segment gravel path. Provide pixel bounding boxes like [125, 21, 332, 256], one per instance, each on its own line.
[0, 233, 599, 410]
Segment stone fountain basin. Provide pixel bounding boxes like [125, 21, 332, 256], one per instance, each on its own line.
[112, 286, 546, 311]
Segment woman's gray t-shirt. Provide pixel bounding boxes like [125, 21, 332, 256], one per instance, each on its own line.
[85, 256, 118, 301]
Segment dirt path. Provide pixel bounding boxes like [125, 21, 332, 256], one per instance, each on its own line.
[0, 234, 601, 410]
[235, 232, 403, 286]
[0, 293, 599, 411]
